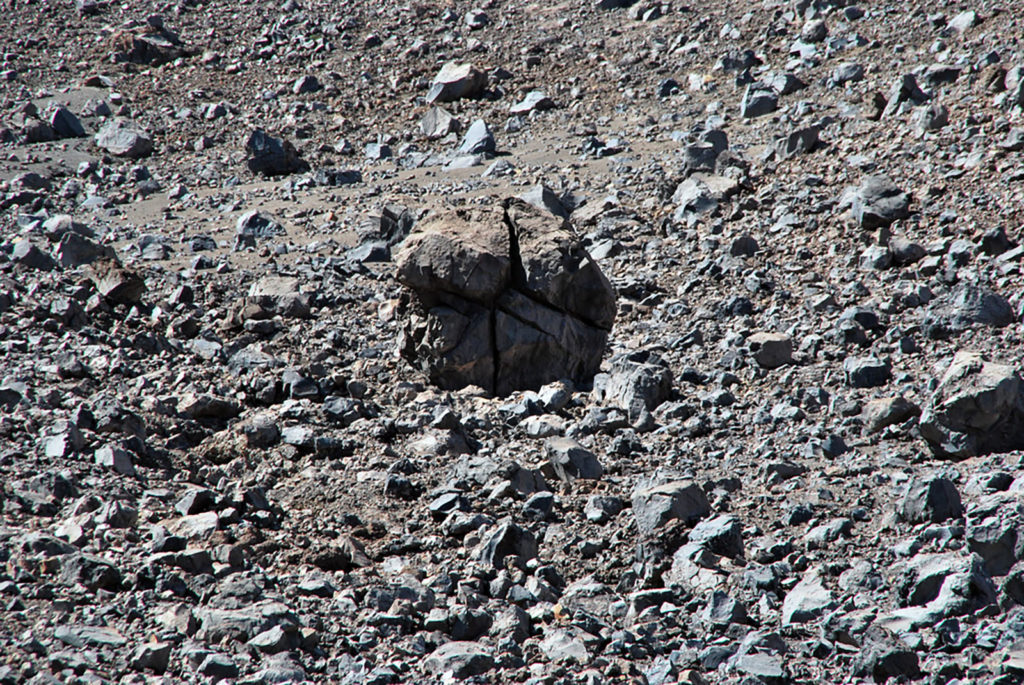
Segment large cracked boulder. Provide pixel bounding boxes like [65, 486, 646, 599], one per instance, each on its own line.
[396, 198, 615, 395]
[918, 351, 1024, 459]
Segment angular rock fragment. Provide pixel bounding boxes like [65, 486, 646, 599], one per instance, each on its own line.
[421, 107, 461, 139]
[860, 397, 918, 436]
[898, 475, 963, 524]
[424, 641, 494, 679]
[593, 351, 672, 421]
[919, 351, 1024, 459]
[747, 332, 792, 369]
[851, 175, 910, 229]
[427, 62, 487, 104]
[397, 198, 615, 395]
[88, 258, 146, 304]
[95, 118, 153, 158]
[545, 437, 603, 481]
[47, 106, 86, 138]
[740, 86, 778, 118]
[632, 477, 710, 536]
[844, 356, 891, 388]
[510, 91, 555, 115]
[234, 210, 286, 251]
[245, 129, 307, 176]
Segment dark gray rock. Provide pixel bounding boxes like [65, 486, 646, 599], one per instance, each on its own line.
[776, 125, 820, 158]
[477, 520, 538, 568]
[245, 129, 307, 177]
[844, 357, 892, 388]
[852, 626, 921, 682]
[632, 477, 710, 536]
[851, 175, 910, 229]
[424, 641, 495, 679]
[584, 495, 624, 524]
[234, 210, 286, 251]
[545, 437, 603, 481]
[47, 106, 86, 138]
[898, 476, 963, 523]
[592, 352, 673, 422]
[688, 514, 744, 559]
[919, 351, 1024, 459]
[741, 87, 778, 118]
[11, 240, 56, 270]
[923, 284, 1015, 337]
[457, 119, 495, 155]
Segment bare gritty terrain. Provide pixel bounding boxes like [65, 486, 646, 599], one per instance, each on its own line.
[2, 0, 1024, 683]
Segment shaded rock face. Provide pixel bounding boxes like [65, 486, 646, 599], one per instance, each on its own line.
[396, 198, 616, 395]
[919, 351, 1024, 459]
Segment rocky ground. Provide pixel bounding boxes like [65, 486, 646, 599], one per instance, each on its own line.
[3, 0, 1024, 682]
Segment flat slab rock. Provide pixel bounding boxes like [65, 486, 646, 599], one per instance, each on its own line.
[396, 198, 616, 395]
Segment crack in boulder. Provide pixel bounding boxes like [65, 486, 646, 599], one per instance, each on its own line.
[396, 198, 616, 395]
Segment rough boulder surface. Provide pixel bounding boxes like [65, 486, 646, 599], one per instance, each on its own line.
[5, 0, 1024, 683]
[396, 198, 615, 395]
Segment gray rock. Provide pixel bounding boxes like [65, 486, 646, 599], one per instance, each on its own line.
[421, 107, 462, 139]
[584, 495, 624, 524]
[747, 332, 793, 369]
[47, 106, 86, 138]
[95, 118, 153, 158]
[782, 567, 834, 625]
[632, 478, 710, 536]
[844, 356, 892, 388]
[911, 103, 949, 133]
[55, 625, 127, 648]
[862, 396, 921, 433]
[396, 199, 615, 395]
[801, 19, 828, 42]
[427, 62, 487, 104]
[198, 654, 239, 680]
[58, 552, 121, 590]
[130, 642, 171, 673]
[11, 240, 56, 270]
[477, 519, 538, 568]
[741, 87, 778, 118]
[89, 259, 146, 304]
[919, 351, 1024, 459]
[55, 232, 115, 268]
[776, 125, 820, 158]
[832, 62, 865, 85]
[689, 514, 744, 559]
[898, 476, 963, 523]
[851, 175, 910, 229]
[731, 652, 786, 680]
[884, 553, 996, 629]
[424, 641, 494, 679]
[518, 183, 569, 219]
[883, 73, 930, 117]
[457, 119, 495, 155]
[94, 445, 136, 476]
[592, 352, 673, 422]
[545, 437, 603, 481]
[966, 493, 1023, 575]
[851, 626, 921, 681]
[292, 74, 320, 94]
[509, 91, 555, 115]
[234, 210, 286, 251]
[924, 284, 1015, 336]
[245, 129, 306, 177]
